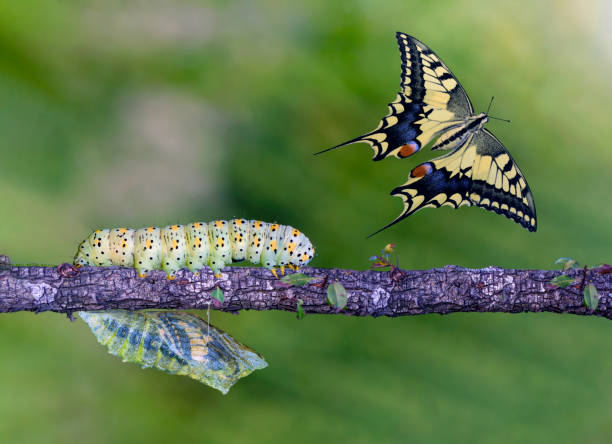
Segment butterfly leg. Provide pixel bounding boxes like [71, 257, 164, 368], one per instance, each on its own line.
[270, 268, 279, 279]
[280, 266, 286, 276]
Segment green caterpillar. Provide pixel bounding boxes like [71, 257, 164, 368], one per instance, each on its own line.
[79, 310, 267, 394]
[74, 219, 314, 278]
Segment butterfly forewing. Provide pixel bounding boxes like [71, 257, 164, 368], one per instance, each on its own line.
[467, 129, 537, 230]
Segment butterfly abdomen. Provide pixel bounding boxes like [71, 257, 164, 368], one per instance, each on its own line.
[74, 219, 315, 277]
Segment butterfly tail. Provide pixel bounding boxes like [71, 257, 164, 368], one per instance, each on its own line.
[314, 133, 372, 156]
[366, 211, 410, 238]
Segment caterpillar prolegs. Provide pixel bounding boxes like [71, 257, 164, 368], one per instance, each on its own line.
[74, 219, 315, 278]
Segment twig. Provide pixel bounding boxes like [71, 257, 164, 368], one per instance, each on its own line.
[0, 255, 611, 319]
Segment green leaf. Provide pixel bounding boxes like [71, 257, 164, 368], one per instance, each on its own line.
[280, 273, 316, 287]
[326, 282, 347, 310]
[583, 284, 599, 311]
[550, 274, 575, 288]
[554, 257, 579, 271]
[211, 287, 224, 303]
[296, 299, 305, 319]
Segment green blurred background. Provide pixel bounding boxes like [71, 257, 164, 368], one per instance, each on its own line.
[1, 0, 611, 442]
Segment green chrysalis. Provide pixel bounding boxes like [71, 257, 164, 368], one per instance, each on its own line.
[79, 310, 267, 394]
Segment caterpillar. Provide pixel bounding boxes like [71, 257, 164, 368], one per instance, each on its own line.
[73, 219, 315, 278]
[79, 310, 267, 394]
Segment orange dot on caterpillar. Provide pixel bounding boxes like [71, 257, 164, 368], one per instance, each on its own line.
[74, 219, 314, 280]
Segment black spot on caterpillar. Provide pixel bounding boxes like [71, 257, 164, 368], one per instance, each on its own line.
[73, 219, 315, 278]
[79, 310, 267, 394]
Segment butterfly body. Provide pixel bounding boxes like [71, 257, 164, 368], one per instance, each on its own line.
[429, 112, 487, 152]
[319, 33, 537, 234]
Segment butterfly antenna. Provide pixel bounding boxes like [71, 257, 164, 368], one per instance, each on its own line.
[485, 96, 511, 123]
[488, 115, 511, 123]
[486, 96, 494, 114]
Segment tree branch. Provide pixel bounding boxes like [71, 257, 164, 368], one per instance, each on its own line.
[1, 254, 611, 319]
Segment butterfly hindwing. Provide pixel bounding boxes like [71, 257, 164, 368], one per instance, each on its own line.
[381, 129, 537, 234]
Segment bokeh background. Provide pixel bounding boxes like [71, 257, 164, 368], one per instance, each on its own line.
[1, 0, 612, 442]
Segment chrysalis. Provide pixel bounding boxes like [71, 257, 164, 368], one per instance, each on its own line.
[79, 310, 268, 394]
[74, 219, 315, 278]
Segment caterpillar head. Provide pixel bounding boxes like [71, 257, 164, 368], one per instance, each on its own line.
[289, 229, 314, 267]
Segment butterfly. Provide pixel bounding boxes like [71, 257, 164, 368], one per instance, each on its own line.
[316, 32, 537, 236]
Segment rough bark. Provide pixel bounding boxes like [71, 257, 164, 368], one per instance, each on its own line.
[0, 255, 611, 319]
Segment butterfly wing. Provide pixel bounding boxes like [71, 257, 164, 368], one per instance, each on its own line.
[371, 128, 537, 235]
[318, 32, 474, 160]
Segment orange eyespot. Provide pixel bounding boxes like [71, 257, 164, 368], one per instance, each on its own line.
[193, 222, 201, 229]
[171, 225, 179, 231]
[410, 162, 434, 178]
[398, 141, 420, 158]
[215, 221, 224, 228]
[146, 227, 155, 233]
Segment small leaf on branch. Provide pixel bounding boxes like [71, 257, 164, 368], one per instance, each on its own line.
[550, 274, 575, 288]
[371, 261, 389, 268]
[296, 299, 305, 319]
[280, 273, 316, 287]
[583, 284, 599, 311]
[211, 287, 224, 303]
[554, 257, 579, 271]
[326, 282, 347, 310]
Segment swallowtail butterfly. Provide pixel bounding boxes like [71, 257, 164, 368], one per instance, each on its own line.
[317, 32, 537, 235]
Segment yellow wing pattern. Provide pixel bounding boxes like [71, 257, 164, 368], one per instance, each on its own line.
[320, 31, 537, 234]
[317, 33, 473, 160]
[378, 129, 537, 234]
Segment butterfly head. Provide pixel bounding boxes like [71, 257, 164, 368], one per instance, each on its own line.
[475, 112, 489, 127]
